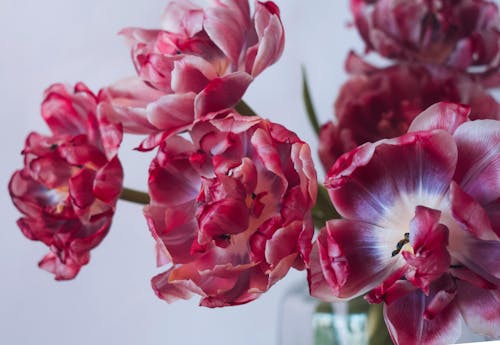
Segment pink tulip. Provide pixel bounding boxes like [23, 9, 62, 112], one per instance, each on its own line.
[351, 0, 500, 73]
[9, 83, 123, 280]
[319, 53, 499, 171]
[309, 102, 500, 344]
[144, 112, 317, 307]
[100, 0, 284, 151]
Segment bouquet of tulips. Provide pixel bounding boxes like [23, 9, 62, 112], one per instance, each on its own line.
[9, 0, 500, 344]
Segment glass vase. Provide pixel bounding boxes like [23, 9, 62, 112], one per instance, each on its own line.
[278, 279, 490, 345]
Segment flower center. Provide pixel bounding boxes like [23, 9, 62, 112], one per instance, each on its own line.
[391, 232, 410, 257]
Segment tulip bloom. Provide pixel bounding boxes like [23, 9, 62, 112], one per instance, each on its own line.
[309, 102, 500, 344]
[145, 112, 317, 307]
[319, 54, 500, 171]
[351, 0, 500, 73]
[9, 83, 123, 280]
[100, 0, 284, 150]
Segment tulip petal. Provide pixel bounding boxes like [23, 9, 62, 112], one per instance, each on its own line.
[454, 119, 500, 206]
[160, 0, 203, 36]
[203, 0, 251, 65]
[248, 1, 284, 77]
[408, 102, 471, 134]
[146, 92, 196, 133]
[403, 206, 450, 293]
[449, 182, 497, 240]
[315, 220, 400, 299]
[456, 280, 500, 339]
[326, 130, 457, 228]
[384, 276, 462, 345]
[98, 77, 162, 134]
[194, 72, 252, 117]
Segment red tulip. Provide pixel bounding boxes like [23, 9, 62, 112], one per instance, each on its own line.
[145, 112, 317, 307]
[309, 102, 500, 344]
[9, 83, 123, 280]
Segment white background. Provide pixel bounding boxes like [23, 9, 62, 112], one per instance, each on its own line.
[1, 1, 497, 345]
[0, 1, 357, 345]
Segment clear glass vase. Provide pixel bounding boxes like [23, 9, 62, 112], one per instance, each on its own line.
[278, 279, 390, 345]
[278, 279, 490, 345]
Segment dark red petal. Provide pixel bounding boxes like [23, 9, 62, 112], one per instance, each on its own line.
[93, 156, 123, 203]
[69, 168, 96, 209]
[197, 198, 250, 245]
[384, 276, 462, 345]
[194, 72, 252, 117]
[403, 206, 450, 292]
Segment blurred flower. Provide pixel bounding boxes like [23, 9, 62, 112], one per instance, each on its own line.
[99, 0, 284, 150]
[9, 83, 123, 280]
[309, 102, 500, 344]
[144, 112, 317, 307]
[351, 0, 500, 72]
[318, 53, 500, 171]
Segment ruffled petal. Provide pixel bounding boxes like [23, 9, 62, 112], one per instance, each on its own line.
[41, 83, 97, 136]
[151, 266, 205, 303]
[38, 252, 81, 281]
[145, 201, 198, 265]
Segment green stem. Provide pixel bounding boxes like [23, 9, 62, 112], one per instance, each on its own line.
[119, 187, 150, 205]
[302, 66, 321, 136]
[367, 303, 393, 345]
[235, 99, 258, 116]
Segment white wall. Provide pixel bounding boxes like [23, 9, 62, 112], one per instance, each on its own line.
[0, 1, 356, 345]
